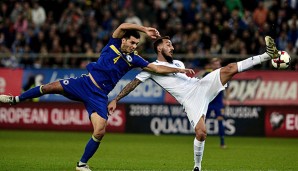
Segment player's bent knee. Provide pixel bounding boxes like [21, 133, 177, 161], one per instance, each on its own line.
[217, 116, 224, 120]
[195, 128, 207, 141]
[91, 135, 101, 143]
[93, 128, 106, 140]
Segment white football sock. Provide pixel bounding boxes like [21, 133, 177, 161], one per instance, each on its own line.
[194, 138, 205, 170]
[15, 96, 20, 103]
[237, 53, 270, 72]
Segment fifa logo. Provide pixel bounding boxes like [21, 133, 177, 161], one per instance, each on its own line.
[270, 112, 284, 130]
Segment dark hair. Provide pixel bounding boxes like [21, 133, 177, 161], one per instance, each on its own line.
[123, 30, 140, 39]
[153, 36, 170, 53]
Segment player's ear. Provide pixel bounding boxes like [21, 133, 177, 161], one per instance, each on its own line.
[157, 45, 162, 53]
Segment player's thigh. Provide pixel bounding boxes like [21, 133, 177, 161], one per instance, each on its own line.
[200, 69, 226, 99]
[42, 81, 64, 94]
[90, 112, 107, 133]
[59, 76, 89, 101]
[61, 75, 108, 108]
[84, 90, 109, 120]
[220, 63, 238, 85]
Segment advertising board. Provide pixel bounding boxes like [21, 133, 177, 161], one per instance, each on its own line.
[0, 102, 126, 132]
[0, 68, 23, 95]
[265, 106, 298, 137]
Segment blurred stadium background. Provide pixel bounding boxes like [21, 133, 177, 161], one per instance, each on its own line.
[0, 0, 298, 170]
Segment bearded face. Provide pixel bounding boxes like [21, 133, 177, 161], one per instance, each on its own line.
[161, 50, 173, 63]
[160, 39, 174, 63]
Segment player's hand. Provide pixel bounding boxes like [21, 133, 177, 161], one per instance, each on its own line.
[145, 27, 160, 40]
[178, 68, 195, 74]
[108, 99, 117, 115]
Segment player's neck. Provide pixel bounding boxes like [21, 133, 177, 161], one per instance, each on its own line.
[157, 58, 167, 62]
[157, 55, 173, 63]
[120, 47, 129, 55]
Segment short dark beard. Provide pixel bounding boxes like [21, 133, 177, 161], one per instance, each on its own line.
[161, 51, 173, 63]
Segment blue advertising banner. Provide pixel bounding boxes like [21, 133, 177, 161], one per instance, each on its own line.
[108, 69, 165, 103]
[22, 69, 165, 103]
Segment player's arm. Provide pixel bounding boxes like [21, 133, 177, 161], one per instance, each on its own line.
[108, 78, 142, 115]
[143, 63, 195, 74]
[112, 23, 160, 39]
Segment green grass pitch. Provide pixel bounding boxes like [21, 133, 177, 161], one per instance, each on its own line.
[0, 130, 297, 171]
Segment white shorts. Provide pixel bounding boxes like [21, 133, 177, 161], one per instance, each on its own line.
[182, 69, 226, 128]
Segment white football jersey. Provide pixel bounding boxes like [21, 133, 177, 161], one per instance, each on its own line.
[136, 60, 199, 104]
[137, 60, 226, 128]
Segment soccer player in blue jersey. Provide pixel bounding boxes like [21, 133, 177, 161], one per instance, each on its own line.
[203, 58, 226, 148]
[0, 23, 194, 171]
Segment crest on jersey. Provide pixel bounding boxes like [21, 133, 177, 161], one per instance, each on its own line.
[175, 63, 181, 67]
[63, 80, 69, 85]
[126, 55, 132, 62]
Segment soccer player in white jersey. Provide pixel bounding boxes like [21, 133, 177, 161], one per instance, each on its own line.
[108, 36, 280, 171]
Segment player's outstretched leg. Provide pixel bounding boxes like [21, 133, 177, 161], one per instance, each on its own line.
[220, 36, 280, 86]
[265, 36, 280, 59]
[0, 82, 64, 105]
[0, 95, 16, 105]
[235, 35, 281, 74]
[0, 85, 44, 105]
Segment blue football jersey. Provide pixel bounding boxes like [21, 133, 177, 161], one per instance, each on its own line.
[86, 37, 149, 93]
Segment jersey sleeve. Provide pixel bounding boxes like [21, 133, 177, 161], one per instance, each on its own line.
[136, 70, 151, 82]
[132, 54, 150, 68]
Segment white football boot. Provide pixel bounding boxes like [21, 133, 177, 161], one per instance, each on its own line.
[76, 162, 91, 171]
[0, 95, 16, 104]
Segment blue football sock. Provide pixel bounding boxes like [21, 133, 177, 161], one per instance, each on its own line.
[80, 136, 100, 163]
[218, 120, 225, 145]
[19, 86, 44, 102]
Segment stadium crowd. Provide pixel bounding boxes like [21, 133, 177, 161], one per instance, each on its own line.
[0, 0, 297, 69]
